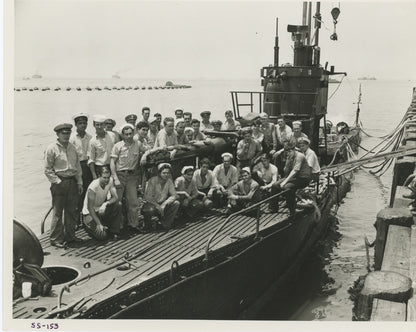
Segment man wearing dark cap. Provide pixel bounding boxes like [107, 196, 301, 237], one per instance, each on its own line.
[200, 111, 214, 132]
[44, 123, 83, 247]
[125, 114, 138, 127]
[105, 118, 121, 142]
[70, 113, 93, 225]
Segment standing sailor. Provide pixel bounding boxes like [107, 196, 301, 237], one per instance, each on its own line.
[110, 123, 147, 231]
[140, 106, 151, 124]
[174, 108, 184, 122]
[88, 114, 116, 179]
[70, 113, 92, 225]
[176, 120, 189, 145]
[191, 119, 207, 142]
[271, 116, 293, 153]
[236, 127, 263, 169]
[298, 137, 320, 182]
[200, 111, 214, 132]
[147, 118, 159, 147]
[105, 118, 121, 142]
[183, 112, 193, 127]
[292, 121, 308, 147]
[259, 113, 274, 153]
[44, 123, 83, 247]
[221, 110, 241, 131]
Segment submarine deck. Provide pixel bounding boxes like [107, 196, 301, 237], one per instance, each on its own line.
[13, 204, 292, 319]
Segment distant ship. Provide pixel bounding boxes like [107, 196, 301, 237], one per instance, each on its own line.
[358, 76, 376, 80]
[32, 71, 42, 79]
[112, 73, 121, 79]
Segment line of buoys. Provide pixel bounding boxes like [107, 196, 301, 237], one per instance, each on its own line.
[14, 85, 192, 92]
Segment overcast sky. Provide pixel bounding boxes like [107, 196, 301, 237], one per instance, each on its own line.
[13, 0, 416, 80]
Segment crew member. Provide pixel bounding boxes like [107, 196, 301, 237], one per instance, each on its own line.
[270, 139, 312, 215]
[185, 127, 195, 142]
[69, 113, 92, 224]
[153, 113, 163, 131]
[142, 163, 180, 230]
[104, 118, 121, 142]
[200, 111, 214, 132]
[183, 112, 193, 127]
[125, 114, 138, 127]
[88, 114, 116, 179]
[134, 121, 152, 151]
[175, 166, 204, 217]
[147, 118, 159, 147]
[227, 167, 261, 214]
[212, 152, 239, 206]
[251, 119, 264, 143]
[252, 153, 279, 192]
[271, 116, 293, 153]
[110, 123, 148, 231]
[174, 108, 184, 122]
[292, 121, 308, 147]
[82, 167, 121, 240]
[259, 113, 274, 153]
[298, 137, 320, 182]
[176, 120, 189, 145]
[221, 110, 241, 131]
[211, 120, 223, 131]
[193, 158, 218, 209]
[236, 127, 262, 169]
[141, 106, 151, 124]
[191, 119, 207, 141]
[44, 123, 83, 247]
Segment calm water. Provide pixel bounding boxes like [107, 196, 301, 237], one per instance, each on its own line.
[13, 77, 416, 320]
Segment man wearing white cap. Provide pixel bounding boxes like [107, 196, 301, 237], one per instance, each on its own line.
[292, 120, 308, 147]
[226, 167, 261, 215]
[212, 152, 239, 206]
[298, 137, 320, 182]
[175, 166, 204, 217]
[110, 123, 148, 231]
[88, 114, 116, 179]
[70, 113, 93, 224]
[45, 123, 83, 247]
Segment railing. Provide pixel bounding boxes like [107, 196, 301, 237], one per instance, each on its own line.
[204, 190, 289, 262]
[230, 90, 318, 119]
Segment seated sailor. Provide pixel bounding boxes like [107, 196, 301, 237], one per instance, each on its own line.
[236, 127, 263, 169]
[212, 152, 239, 206]
[298, 137, 320, 182]
[226, 167, 261, 214]
[175, 166, 204, 217]
[142, 163, 180, 230]
[200, 110, 214, 132]
[252, 153, 279, 192]
[184, 127, 195, 142]
[251, 119, 264, 143]
[82, 167, 122, 240]
[153, 117, 178, 159]
[193, 157, 218, 209]
[271, 115, 293, 154]
[191, 119, 207, 142]
[211, 120, 223, 131]
[269, 139, 312, 215]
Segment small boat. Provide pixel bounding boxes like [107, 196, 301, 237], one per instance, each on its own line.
[76, 87, 81, 91]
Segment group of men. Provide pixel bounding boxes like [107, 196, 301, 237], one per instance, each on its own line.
[44, 106, 320, 248]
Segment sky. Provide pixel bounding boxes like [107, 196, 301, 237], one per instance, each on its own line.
[12, 0, 416, 80]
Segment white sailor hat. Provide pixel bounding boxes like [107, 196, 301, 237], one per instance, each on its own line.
[292, 121, 302, 128]
[298, 137, 311, 145]
[157, 163, 172, 171]
[221, 152, 233, 160]
[119, 123, 135, 133]
[260, 113, 269, 119]
[92, 114, 107, 123]
[184, 127, 194, 133]
[181, 165, 194, 175]
[72, 112, 89, 122]
[175, 107, 184, 113]
[241, 167, 251, 175]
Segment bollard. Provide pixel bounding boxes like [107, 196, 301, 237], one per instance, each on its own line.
[374, 207, 413, 270]
[356, 271, 412, 321]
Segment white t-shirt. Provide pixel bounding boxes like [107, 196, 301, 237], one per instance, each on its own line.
[82, 177, 114, 215]
[304, 148, 320, 174]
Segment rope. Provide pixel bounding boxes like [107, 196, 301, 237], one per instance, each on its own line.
[328, 75, 345, 100]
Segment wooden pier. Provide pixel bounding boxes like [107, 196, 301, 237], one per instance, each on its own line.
[357, 87, 416, 321]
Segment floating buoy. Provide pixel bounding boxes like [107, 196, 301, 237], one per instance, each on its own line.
[66, 87, 71, 91]
[33, 87, 39, 90]
[86, 87, 92, 91]
[54, 87, 60, 91]
[22, 87, 27, 91]
[15, 88, 21, 91]
[76, 87, 81, 91]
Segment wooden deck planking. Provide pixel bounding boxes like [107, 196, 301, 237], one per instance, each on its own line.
[381, 225, 411, 276]
[371, 299, 407, 321]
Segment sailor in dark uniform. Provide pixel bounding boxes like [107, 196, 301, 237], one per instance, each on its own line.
[44, 123, 83, 247]
[125, 114, 138, 127]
